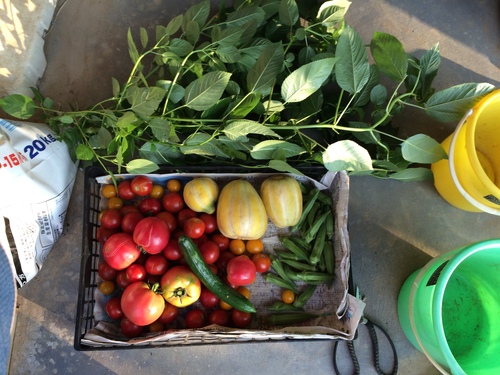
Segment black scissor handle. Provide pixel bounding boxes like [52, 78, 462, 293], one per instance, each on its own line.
[333, 318, 398, 375]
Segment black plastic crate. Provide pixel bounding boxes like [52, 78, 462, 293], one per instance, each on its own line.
[74, 165, 357, 351]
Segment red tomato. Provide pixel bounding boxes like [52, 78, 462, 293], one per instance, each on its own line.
[192, 234, 208, 247]
[98, 260, 118, 281]
[116, 269, 131, 289]
[148, 321, 165, 333]
[211, 233, 230, 252]
[199, 286, 220, 308]
[183, 217, 206, 239]
[176, 208, 197, 228]
[199, 240, 220, 265]
[121, 211, 144, 234]
[133, 217, 170, 254]
[162, 239, 183, 261]
[161, 265, 201, 308]
[156, 211, 177, 232]
[121, 282, 165, 326]
[231, 309, 252, 328]
[145, 253, 168, 275]
[126, 263, 147, 282]
[226, 255, 257, 286]
[100, 209, 122, 229]
[157, 302, 178, 324]
[117, 180, 136, 201]
[120, 205, 141, 216]
[208, 309, 230, 326]
[199, 213, 217, 234]
[161, 192, 185, 213]
[251, 253, 271, 273]
[120, 317, 143, 338]
[105, 297, 124, 320]
[103, 233, 141, 270]
[185, 308, 206, 329]
[215, 251, 235, 272]
[130, 175, 153, 197]
[96, 226, 120, 245]
[138, 197, 162, 216]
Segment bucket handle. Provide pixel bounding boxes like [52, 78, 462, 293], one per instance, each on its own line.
[448, 108, 500, 215]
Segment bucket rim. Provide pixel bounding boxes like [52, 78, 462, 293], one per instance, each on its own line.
[432, 239, 500, 374]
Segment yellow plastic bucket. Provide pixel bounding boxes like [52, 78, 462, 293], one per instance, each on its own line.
[431, 89, 500, 214]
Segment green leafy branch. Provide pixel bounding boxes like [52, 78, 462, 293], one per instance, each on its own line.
[0, 0, 496, 180]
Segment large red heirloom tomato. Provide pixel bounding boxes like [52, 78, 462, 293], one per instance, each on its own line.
[102, 233, 141, 270]
[121, 281, 165, 326]
[161, 266, 201, 308]
[133, 217, 170, 254]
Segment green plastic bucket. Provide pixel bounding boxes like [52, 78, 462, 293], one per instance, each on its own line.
[397, 239, 500, 374]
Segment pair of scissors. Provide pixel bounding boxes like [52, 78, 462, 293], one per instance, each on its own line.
[333, 317, 399, 375]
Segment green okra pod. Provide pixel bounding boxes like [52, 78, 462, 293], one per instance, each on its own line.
[294, 271, 335, 284]
[309, 222, 327, 265]
[266, 301, 304, 312]
[287, 236, 312, 252]
[323, 240, 335, 276]
[302, 209, 330, 243]
[290, 188, 320, 233]
[281, 237, 310, 262]
[280, 258, 317, 272]
[317, 190, 333, 206]
[292, 284, 317, 308]
[271, 258, 294, 284]
[325, 209, 334, 239]
[263, 272, 298, 294]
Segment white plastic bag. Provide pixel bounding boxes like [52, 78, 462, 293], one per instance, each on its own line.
[0, 118, 78, 287]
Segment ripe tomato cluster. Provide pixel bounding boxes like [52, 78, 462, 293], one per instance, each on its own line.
[96, 175, 272, 338]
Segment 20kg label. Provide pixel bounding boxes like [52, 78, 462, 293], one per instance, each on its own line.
[0, 133, 57, 169]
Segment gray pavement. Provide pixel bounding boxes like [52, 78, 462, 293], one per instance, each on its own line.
[8, 0, 500, 374]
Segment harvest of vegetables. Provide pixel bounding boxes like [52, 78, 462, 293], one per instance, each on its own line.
[0, 0, 495, 180]
[85, 169, 351, 342]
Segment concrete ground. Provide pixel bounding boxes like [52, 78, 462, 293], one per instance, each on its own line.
[7, 0, 500, 374]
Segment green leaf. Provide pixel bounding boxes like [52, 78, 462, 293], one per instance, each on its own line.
[317, 0, 351, 28]
[418, 43, 440, 99]
[180, 133, 229, 157]
[183, 0, 210, 29]
[247, 42, 284, 94]
[115, 111, 139, 133]
[389, 168, 433, 181]
[268, 159, 305, 175]
[224, 5, 266, 29]
[370, 84, 387, 106]
[96, 126, 113, 147]
[424, 82, 495, 123]
[184, 20, 200, 45]
[75, 144, 94, 161]
[127, 86, 166, 117]
[127, 28, 140, 63]
[111, 77, 121, 97]
[262, 100, 285, 114]
[0, 94, 35, 119]
[156, 80, 185, 103]
[165, 14, 183, 35]
[370, 32, 408, 82]
[59, 115, 74, 124]
[139, 27, 148, 49]
[213, 26, 245, 47]
[281, 58, 336, 102]
[217, 46, 242, 63]
[349, 121, 380, 145]
[230, 92, 261, 118]
[323, 140, 373, 172]
[126, 159, 160, 174]
[335, 25, 370, 94]
[250, 140, 305, 159]
[149, 118, 172, 142]
[139, 142, 183, 164]
[168, 38, 193, 57]
[184, 71, 232, 111]
[352, 64, 379, 107]
[223, 119, 281, 141]
[279, 0, 299, 26]
[401, 134, 447, 164]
